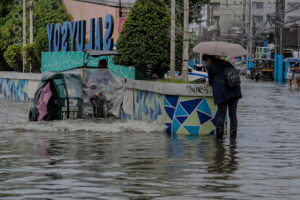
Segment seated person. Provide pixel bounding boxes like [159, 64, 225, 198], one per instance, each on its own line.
[44, 81, 58, 121]
[98, 59, 108, 69]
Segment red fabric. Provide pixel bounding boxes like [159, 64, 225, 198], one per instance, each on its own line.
[37, 83, 52, 121]
[118, 16, 127, 35]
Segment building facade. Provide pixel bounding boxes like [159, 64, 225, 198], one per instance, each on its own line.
[207, 0, 248, 37]
[62, 0, 136, 44]
[207, 0, 300, 39]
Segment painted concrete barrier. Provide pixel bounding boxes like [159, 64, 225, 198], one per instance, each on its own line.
[122, 80, 218, 135]
[0, 72, 219, 135]
[0, 72, 41, 102]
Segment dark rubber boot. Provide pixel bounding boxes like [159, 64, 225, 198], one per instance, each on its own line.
[230, 129, 237, 139]
[216, 127, 224, 139]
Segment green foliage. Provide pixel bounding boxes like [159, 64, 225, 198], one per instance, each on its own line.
[33, 0, 71, 63]
[114, 0, 183, 78]
[0, 0, 71, 71]
[3, 44, 23, 71]
[24, 43, 40, 72]
[158, 79, 188, 84]
[164, 0, 210, 23]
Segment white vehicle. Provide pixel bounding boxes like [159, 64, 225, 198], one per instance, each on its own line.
[188, 64, 208, 82]
[164, 64, 208, 82]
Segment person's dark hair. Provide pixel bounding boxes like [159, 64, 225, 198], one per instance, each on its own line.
[98, 59, 108, 68]
[202, 54, 216, 62]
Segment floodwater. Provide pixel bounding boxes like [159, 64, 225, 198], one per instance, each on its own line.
[1, 78, 300, 200]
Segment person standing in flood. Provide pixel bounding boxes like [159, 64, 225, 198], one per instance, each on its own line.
[286, 64, 295, 89]
[294, 63, 300, 89]
[202, 54, 242, 139]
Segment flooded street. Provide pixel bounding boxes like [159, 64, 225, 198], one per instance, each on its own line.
[1, 78, 300, 200]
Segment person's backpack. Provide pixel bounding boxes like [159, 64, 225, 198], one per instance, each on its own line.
[223, 62, 241, 88]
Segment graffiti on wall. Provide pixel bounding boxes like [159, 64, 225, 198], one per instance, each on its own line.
[41, 51, 135, 80]
[0, 78, 31, 102]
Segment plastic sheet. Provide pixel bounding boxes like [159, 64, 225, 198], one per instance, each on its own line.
[82, 69, 126, 118]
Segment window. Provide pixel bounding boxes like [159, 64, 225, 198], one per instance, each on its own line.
[213, 2, 221, 9]
[253, 2, 264, 9]
[287, 16, 299, 23]
[288, 2, 300, 10]
[254, 15, 263, 24]
[213, 16, 220, 25]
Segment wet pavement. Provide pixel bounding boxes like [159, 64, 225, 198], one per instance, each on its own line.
[0, 78, 300, 200]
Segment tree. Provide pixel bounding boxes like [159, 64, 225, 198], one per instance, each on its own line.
[24, 43, 39, 72]
[182, 0, 189, 81]
[114, 0, 183, 79]
[164, 0, 210, 24]
[33, 0, 71, 64]
[0, 0, 71, 72]
[4, 44, 23, 71]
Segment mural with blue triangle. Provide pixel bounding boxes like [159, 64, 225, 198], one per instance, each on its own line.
[180, 98, 202, 114]
[211, 112, 219, 126]
[176, 116, 188, 124]
[175, 104, 188, 116]
[172, 118, 181, 134]
[121, 89, 219, 136]
[165, 107, 175, 120]
[197, 111, 212, 124]
[164, 98, 171, 107]
[184, 126, 200, 135]
[165, 96, 178, 107]
[197, 99, 212, 116]
[0, 78, 31, 102]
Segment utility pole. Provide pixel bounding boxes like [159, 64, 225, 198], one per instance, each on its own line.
[29, 0, 33, 43]
[249, 0, 253, 58]
[22, 0, 26, 73]
[170, 0, 176, 81]
[279, 0, 285, 55]
[242, 0, 246, 43]
[182, 0, 189, 82]
[297, 24, 300, 59]
[29, 0, 33, 72]
[275, 0, 279, 54]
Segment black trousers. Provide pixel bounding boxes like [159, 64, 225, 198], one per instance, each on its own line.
[217, 98, 239, 131]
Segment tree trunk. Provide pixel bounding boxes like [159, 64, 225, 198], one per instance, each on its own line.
[170, 0, 176, 81]
[182, 0, 189, 82]
[29, 0, 33, 72]
[23, 0, 26, 73]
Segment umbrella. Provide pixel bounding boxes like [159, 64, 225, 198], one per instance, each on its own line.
[193, 41, 248, 57]
[284, 57, 300, 63]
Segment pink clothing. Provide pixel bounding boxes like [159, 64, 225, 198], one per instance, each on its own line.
[37, 83, 52, 121]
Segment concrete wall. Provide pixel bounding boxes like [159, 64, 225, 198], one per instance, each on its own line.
[0, 72, 41, 102]
[0, 72, 219, 135]
[122, 81, 218, 135]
